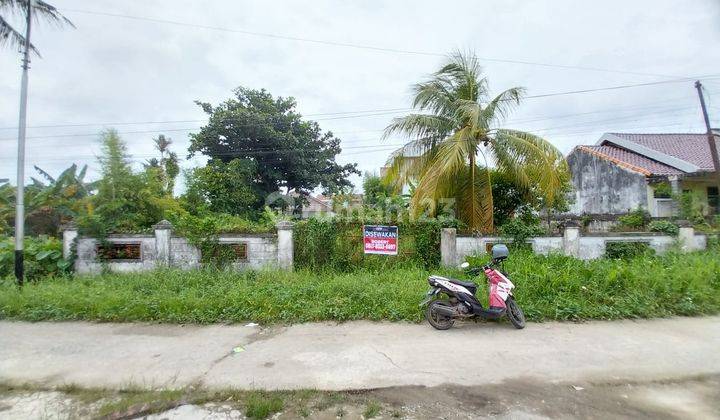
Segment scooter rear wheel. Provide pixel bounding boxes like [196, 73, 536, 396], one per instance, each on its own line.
[506, 296, 526, 329]
[426, 300, 455, 330]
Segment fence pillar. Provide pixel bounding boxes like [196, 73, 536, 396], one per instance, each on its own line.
[677, 220, 696, 252]
[153, 220, 173, 267]
[563, 220, 581, 258]
[276, 221, 294, 270]
[61, 222, 78, 260]
[441, 228, 457, 266]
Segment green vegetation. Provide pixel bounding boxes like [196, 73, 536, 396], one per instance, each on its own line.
[617, 208, 651, 230]
[0, 235, 71, 280]
[648, 220, 679, 236]
[294, 217, 453, 271]
[364, 400, 381, 418]
[96, 388, 184, 418]
[2, 250, 718, 323]
[0, 381, 402, 420]
[604, 241, 653, 259]
[498, 210, 546, 248]
[245, 392, 284, 419]
[382, 51, 569, 232]
[189, 87, 359, 211]
[679, 191, 709, 226]
[652, 181, 673, 198]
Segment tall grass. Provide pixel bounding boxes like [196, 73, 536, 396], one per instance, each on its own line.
[1, 250, 719, 323]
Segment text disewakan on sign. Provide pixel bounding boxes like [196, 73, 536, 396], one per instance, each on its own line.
[363, 225, 398, 255]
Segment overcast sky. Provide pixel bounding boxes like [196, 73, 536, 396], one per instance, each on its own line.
[1, 0, 719, 192]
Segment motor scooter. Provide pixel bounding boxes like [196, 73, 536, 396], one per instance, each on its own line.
[420, 244, 525, 330]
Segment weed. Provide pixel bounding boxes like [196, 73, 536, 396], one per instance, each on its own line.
[364, 400, 381, 418]
[1, 250, 719, 323]
[245, 392, 283, 419]
[97, 388, 183, 418]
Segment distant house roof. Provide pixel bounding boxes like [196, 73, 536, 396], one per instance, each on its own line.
[576, 145, 683, 176]
[572, 132, 720, 177]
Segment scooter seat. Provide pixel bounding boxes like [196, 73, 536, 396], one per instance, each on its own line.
[447, 278, 477, 289]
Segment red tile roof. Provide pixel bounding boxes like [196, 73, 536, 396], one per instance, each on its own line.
[606, 133, 720, 172]
[576, 145, 684, 176]
[573, 132, 720, 177]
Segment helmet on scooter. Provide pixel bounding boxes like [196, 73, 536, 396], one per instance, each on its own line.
[491, 244, 509, 261]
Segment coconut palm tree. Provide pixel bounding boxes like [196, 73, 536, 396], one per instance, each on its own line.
[1, 0, 73, 54]
[383, 52, 568, 232]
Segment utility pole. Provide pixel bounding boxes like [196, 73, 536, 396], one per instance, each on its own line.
[695, 80, 720, 189]
[15, 0, 34, 287]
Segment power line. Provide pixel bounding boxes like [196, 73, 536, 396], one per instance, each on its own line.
[0, 107, 413, 131]
[2, 76, 716, 138]
[0, 112, 705, 164]
[62, 8, 683, 79]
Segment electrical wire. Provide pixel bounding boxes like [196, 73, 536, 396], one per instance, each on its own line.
[62, 8, 684, 79]
[1, 76, 716, 139]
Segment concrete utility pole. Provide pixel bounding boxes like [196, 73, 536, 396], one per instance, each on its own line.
[15, 0, 34, 286]
[695, 80, 720, 189]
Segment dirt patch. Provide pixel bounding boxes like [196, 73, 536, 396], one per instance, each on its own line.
[1, 375, 718, 419]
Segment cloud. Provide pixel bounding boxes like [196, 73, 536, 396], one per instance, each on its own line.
[1, 0, 718, 192]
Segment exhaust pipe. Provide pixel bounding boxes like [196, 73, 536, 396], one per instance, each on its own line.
[432, 304, 458, 317]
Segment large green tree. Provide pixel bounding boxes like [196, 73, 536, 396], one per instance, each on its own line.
[384, 52, 568, 232]
[0, 0, 73, 54]
[188, 87, 359, 206]
[183, 158, 262, 217]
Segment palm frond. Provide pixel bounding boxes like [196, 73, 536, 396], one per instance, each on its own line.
[0, 14, 28, 51]
[0, 0, 74, 55]
[478, 87, 525, 130]
[382, 113, 454, 147]
[493, 129, 568, 205]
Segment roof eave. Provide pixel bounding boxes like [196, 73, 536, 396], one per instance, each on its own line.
[596, 133, 700, 173]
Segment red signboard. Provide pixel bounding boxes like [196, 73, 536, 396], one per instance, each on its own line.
[363, 225, 398, 255]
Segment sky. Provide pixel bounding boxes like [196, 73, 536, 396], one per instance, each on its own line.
[1, 0, 720, 193]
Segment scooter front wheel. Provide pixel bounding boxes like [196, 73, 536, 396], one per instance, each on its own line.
[506, 296, 526, 329]
[426, 300, 455, 330]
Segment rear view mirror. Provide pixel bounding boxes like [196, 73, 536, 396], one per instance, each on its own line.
[460, 262, 470, 268]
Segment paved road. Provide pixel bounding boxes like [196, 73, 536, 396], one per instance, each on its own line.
[1, 317, 719, 391]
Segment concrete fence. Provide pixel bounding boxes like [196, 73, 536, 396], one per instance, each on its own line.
[440, 222, 707, 266]
[62, 220, 294, 274]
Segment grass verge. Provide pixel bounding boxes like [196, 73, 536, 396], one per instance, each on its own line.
[1, 250, 719, 323]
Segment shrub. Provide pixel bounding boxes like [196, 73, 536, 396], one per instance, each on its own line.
[652, 182, 673, 198]
[294, 218, 454, 271]
[648, 220, 679, 236]
[679, 191, 707, 226]
[605, 241, 654, 259]
[617, 208, 651, 230]
[498, 217, 545, 248]
[0, 236, 72, 281]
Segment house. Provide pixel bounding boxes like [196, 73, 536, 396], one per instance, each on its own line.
[567, 131, 720, 217]
[299, 194, 364, 218]
[300, 194, 334, 218]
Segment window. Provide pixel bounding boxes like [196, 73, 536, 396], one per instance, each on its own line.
[201, 243, 248, 262]
[230, 243, 248, 261]
[708, 187, 719, 214]
[97, 243, 142, 260]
